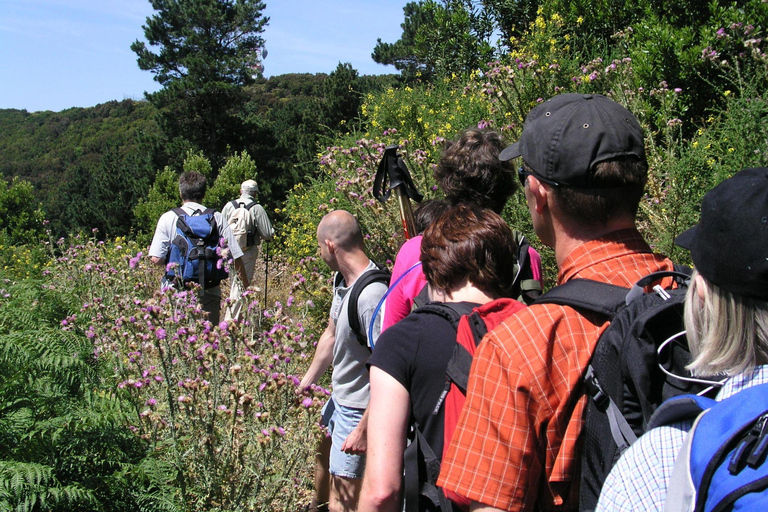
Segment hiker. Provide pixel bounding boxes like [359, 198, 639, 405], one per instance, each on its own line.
[381, 128, 543, 332]
[596, 167, 768, 512]
[298, 210, 389, 512]
[359, 204, 525, 512]
[148, 171, 249, 325]
[221, 179, 274, 321]
[437, 93, 677, 511]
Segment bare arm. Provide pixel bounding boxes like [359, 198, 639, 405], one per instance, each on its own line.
[297, 318, 336, 394]
[358, 367, 410, 512]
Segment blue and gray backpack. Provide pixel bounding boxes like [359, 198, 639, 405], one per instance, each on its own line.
[650, 382, 768, 511]
[164, 207, 229, 295]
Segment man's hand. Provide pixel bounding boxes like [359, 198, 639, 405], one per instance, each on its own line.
[341, 423, 367, 455]
[341, 408, 369, 454]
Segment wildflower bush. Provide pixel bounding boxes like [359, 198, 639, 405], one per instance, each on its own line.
[0, 229, 331, 511]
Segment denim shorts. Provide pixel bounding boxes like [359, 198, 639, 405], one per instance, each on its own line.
[321, 396, 366, 479]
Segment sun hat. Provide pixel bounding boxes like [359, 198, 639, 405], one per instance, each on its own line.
[675, 167, 768, 300]
[241, 179, 258, 196]
[500, 93, 646, 187]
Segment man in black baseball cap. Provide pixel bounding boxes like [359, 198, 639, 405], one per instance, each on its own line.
[439, 93, 677, 512]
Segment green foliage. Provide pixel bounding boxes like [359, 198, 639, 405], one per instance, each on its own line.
[132, 0, 268, 87]
[207, 151, 260, 209]
[0, 101, 161, 239]
[373, 0, 497, 81]
[133, 167, 180, 237]
[133, 0, 269, 167]
[0, 178, 45, 247]
[322, 63, 364, 132]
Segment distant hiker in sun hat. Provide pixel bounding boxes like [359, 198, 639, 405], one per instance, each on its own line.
[597, 167, 768, 512]
[221, 178, 274, 321]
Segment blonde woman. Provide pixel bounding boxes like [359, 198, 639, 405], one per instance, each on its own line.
[597, 167, 768, 511]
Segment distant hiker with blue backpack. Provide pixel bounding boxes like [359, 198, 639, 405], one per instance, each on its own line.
[297, 210, 389, 512]
[438, 94, 679, 512]
[148, 171, 249, 325]
[221, 179, 274, 321]
[360, 204, 525, 512]
[597, 167, 768, 512]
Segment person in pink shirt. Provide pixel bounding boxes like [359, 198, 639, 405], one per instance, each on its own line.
[382, 200, 449, 331]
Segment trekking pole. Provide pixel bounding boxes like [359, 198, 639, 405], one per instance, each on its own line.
[373, 145, 423, 240]
[263, 242, 269, 306]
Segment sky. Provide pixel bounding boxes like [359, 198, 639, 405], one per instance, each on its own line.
[0, 0, 408, 113]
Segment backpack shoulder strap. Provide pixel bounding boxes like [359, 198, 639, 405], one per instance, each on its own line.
[245, 201, 257, 210]
[347, 267, 391, 348]
[535, 278, 629, 318]
[413, 302, 475, 331]
[648, 394, 714, 430]
[230, 200, 241, 210]
[411, 284, 430, 310]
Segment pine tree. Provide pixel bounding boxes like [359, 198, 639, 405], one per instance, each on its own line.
[131, 0, 269, 167]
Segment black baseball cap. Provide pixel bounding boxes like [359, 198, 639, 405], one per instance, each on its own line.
[675, 167, 768, 300]
[500, 93, 646, 187]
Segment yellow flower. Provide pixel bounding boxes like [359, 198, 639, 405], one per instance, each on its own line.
[724, 90, 732, 97]
[577, 16, 584, 24]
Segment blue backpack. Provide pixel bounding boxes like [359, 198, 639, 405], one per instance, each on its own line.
[165, 207, 229, 295]
[650, 382, 768, 511]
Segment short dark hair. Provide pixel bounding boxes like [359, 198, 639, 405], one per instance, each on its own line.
[434, 129, 517, 214]
[421, 204, 517, 298]
[545, 156, 648, 225]
[414, 199, 450, 234]
[179, 172, 207, 203]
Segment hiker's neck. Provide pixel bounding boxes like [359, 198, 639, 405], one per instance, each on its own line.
[336, 250, 372, 287]
[430, 280, 497, 305]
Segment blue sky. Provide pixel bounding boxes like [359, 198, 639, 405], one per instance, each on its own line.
[0, 0, 407, 112]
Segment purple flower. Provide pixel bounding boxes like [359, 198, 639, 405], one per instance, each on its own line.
[302, 397, 313, 408]
[129, 252, 143, 269]
[155, 328, 167, 340]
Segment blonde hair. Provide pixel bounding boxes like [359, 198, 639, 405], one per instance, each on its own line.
[685, 270, 768, 376]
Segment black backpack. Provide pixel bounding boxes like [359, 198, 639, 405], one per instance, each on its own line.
[536, 269, 717, 511]
[402, 302, 478, 512]
[334, 264, 391, 349]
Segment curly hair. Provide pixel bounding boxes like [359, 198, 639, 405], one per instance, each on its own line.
[434, 129, 517, 214]
[421, 204, 517, 298]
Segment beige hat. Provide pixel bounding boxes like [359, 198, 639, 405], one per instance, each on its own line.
[241, 179, 258, 195]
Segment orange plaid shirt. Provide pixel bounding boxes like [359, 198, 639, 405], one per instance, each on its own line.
[437, 229, 675, 512]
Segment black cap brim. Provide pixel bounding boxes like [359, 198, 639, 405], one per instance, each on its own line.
[674, 225, 698, 250]
[499, 142, 521, 162]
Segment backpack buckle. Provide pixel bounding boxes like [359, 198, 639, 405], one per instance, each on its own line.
[584, 367, 610, 410]
[729, 412, 768, 474]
